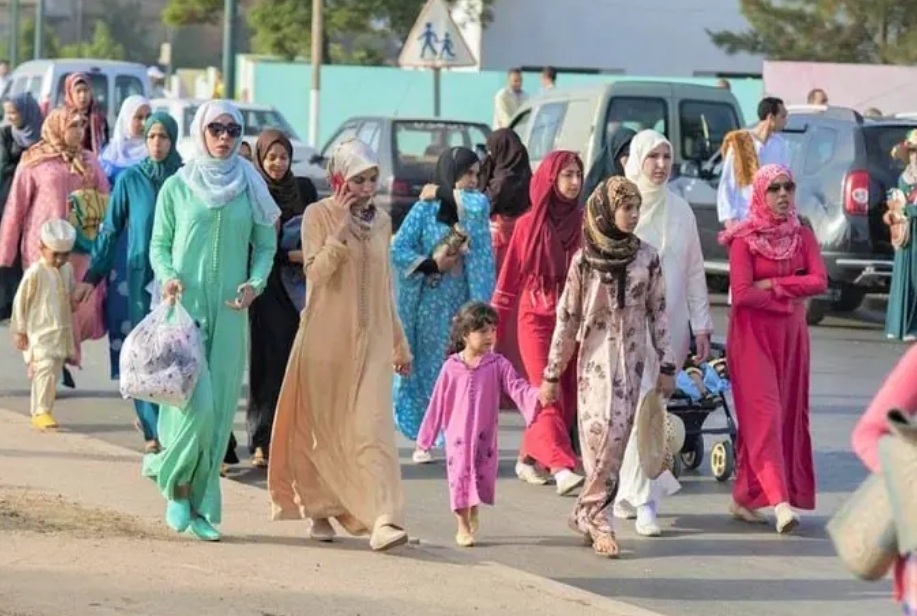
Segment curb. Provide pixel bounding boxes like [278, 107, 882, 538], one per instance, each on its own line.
[0, 406, 666, 616]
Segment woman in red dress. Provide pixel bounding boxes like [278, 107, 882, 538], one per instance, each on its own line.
[719, 163, 827, 533]
[493, 150, 584, 496]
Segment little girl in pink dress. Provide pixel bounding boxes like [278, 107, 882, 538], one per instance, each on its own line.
[417, 301, 543, 547]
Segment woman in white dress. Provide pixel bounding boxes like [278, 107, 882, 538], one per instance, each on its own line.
[614, 129, 714, 536]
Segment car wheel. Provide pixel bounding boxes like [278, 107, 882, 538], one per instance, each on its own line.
[832, 285, 866, 313]
[806, 299, 827, 326]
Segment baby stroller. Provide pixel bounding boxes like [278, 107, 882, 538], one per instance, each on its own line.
[666, 337, 737, 482]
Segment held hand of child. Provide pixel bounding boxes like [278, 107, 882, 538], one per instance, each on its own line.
[657, 373, 675, 398]
[14, 333, 28, 351]
[539, 380, 559, 406]
[753, 278, 773, 290]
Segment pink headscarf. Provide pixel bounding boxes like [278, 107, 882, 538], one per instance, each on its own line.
[718, 163, 802, 261]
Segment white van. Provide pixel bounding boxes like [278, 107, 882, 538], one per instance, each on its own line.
[509, 81, 746, 174]
[4, 59, 150, 125]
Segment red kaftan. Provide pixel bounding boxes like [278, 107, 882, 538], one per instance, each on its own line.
[493, 228, 578, 471]
[491, 215, 525, 386]
[727, 226, 826, 511]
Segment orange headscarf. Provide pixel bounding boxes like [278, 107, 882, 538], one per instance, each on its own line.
[20, 108, 92, 179]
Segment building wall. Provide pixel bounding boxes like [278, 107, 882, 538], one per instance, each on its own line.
[244, 57, 764, 147]
[456, 0, 763, 77]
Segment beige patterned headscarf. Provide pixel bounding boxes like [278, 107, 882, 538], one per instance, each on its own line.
[21, 108, 92, 179]
[326, 137, 380, 236]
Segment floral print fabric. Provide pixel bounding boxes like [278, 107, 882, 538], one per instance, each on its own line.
[544, 243, 674, 537]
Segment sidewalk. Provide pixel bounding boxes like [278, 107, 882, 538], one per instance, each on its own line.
[0, 408, 662, 616]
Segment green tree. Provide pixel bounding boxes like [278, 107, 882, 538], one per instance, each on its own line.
[0, 17, 62, 62]
[59, 22, 127, 60]
[162, 0, 223, 27]
[243, 0, 494, 64]
[98, 0, 156, 63]
[708, 0, 917, 64]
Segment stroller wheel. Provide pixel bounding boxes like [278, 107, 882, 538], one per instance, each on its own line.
[680, 434, 705, 470]
[710, 440, 735, 482]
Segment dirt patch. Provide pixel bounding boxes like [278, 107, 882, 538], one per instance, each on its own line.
[0, 488, 172, 540]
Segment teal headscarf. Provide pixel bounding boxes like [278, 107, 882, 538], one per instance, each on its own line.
[138, 111, 183, 190]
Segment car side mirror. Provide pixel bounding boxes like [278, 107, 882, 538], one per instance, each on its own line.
[680, 160, 701, 178]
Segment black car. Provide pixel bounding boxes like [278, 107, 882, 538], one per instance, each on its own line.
[305, 116, 491, 231]
[675, 106, 917, 324]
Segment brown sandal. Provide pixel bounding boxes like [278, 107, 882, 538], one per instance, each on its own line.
[589, 531, 620, 558]
[144, 440, 161, 454]
[251, 447, 268, 468]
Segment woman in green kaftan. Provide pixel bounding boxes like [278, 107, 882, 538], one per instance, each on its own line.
[885, 130, 917, 341]
[144, 99, 279, 541]
[75, 112, 183, 452]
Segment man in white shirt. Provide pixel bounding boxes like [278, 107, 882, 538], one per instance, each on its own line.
[717, 97, 791, 228]
[493, 68, 527, 130]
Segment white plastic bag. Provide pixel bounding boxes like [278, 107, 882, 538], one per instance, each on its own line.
[119, 300, 204, 408]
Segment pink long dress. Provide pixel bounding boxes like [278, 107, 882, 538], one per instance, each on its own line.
[727, 226, 826, 511]
[0, 156, 109, 363]
[852, 344, 917, 606]
[417, 352, 540, 512]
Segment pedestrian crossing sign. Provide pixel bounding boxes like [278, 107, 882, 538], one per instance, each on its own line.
[398, 0, 477, 69]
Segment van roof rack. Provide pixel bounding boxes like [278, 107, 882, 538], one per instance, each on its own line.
[786, 104, 863, 123]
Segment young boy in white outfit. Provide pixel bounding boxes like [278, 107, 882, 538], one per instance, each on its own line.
[11, 219, 78, 430]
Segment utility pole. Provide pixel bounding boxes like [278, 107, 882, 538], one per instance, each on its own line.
[34, 0, 45, 59]
[8, 0, 20, 67]
[221, 0, 237, 99]
[309, 0, 322, 147]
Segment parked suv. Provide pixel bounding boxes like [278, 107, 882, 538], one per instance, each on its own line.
[675, 106, 917, 325]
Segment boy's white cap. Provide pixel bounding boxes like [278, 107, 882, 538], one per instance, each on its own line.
[40, 219, 76, 253]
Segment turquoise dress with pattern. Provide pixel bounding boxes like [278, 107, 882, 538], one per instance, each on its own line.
[391, 192, 496, 441]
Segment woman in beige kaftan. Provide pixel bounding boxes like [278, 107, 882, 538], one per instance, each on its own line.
[268, 138, 413, 552]
[542, 177, 675, 558]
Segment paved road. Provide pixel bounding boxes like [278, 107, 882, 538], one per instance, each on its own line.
[0, 297, 906, 616]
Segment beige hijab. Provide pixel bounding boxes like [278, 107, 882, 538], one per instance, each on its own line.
[326, 138, 380, 236]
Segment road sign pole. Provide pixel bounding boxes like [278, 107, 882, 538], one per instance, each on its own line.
[9, 0, 20, 67]
[309, 0, 323, 148]
[432, 66, 441, 118]
[222, 0, 237, 99]
[33, 0, 45, 60]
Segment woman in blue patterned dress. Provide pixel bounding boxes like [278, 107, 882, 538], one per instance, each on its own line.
[391, 147, 496, 462]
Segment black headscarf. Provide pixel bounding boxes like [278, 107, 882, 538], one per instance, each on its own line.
[478, 128, 532, 217]
[434, 146, 480, 226]
[584, 127, 636, 200]
[254, 129, 303, 222]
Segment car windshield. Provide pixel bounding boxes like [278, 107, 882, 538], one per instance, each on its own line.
[393, 121, 490, 178]
[182, 105, 300, 140]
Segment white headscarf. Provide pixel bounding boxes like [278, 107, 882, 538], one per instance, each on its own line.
[40, 218, 77, 253]
[625, 129, 673, 254]
[98, 94, 150, 169]
[177, 99, 280, 227]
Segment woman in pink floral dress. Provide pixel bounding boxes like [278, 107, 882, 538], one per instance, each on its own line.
[541, 176, 675, 558]
[0, 108, 109, 377]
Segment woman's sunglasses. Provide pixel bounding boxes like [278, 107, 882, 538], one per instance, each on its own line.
[766, 181, 796, 194]
[206, 122, 242, 138]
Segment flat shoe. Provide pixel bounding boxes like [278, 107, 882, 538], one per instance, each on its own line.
[309, 518, 336, 542]
[165, 499, 192, 533]
[370, 524, 408, 552]
[187, 517, 221, 542]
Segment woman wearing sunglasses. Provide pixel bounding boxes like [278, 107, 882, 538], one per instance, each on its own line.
[144, 99, 280, 541]
[719, 163, 827, 534]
